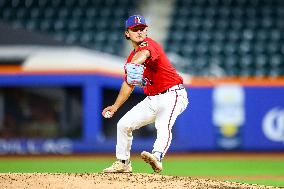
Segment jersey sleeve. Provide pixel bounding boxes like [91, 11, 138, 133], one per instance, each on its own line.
[137, 41, 160, 62]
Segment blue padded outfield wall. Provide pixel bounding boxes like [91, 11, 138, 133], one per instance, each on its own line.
[0, 74, 283, 154]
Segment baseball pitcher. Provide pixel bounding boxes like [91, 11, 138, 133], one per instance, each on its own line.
[102, 15, 189, 173]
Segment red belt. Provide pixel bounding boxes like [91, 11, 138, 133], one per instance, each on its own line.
[157, 84, 184, 95]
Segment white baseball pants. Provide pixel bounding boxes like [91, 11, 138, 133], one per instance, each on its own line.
[116, 84, 189, 160]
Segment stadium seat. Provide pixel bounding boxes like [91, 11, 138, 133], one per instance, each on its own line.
[0, 0, 137, 56]
[165, 0, 284, 76]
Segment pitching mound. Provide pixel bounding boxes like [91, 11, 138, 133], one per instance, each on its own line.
[0, 173, 279, 189]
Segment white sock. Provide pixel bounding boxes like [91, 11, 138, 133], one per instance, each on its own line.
[153, 151, 163, 162]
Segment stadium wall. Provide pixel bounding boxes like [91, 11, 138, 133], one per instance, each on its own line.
[0, 73, 284, 154]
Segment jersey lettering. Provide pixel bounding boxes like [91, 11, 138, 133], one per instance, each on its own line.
[139, 41, 148, 48]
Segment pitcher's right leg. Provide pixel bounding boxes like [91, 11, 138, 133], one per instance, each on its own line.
[115, 97, 156, 160]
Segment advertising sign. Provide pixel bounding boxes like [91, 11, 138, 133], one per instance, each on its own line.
[243, 87, 284, 150]
[213, 84, 245, 150]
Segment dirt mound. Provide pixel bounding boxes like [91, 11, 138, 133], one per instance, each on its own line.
[0, 173, 279, 189]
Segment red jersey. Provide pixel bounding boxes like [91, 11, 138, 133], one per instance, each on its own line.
[126, 37, 183, 96]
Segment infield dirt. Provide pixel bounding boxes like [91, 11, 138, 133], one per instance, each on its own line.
[0, 172, 280, 189]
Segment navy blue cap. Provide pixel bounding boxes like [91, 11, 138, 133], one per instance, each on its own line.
[125, 15, 147, 29]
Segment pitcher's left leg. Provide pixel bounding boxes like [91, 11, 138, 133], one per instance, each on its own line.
[153, 90, 188, 159]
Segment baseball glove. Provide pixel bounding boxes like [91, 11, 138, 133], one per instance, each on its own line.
[125, 63, 145, 86]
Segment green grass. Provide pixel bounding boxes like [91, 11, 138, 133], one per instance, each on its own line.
[0, 158, 283, 187]
[161, 159, 284, 187]
[162, 160, 284, 175]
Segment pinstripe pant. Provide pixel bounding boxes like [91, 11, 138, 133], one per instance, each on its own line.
[116, 85, 188, 160]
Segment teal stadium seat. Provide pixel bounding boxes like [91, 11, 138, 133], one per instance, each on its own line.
[166, 0, 284, 76]
[0, 0, 137, 56]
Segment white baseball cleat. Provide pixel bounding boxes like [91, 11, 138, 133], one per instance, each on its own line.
[103, 160, 132, 173]
[141, 151, 163, 173]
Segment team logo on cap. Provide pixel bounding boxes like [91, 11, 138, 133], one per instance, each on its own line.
[134, 16, 142, 24]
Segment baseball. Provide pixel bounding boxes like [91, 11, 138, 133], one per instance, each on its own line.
[104, 111, 112, 118]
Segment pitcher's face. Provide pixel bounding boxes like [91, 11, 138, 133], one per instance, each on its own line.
[125, 26, 148, 43]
